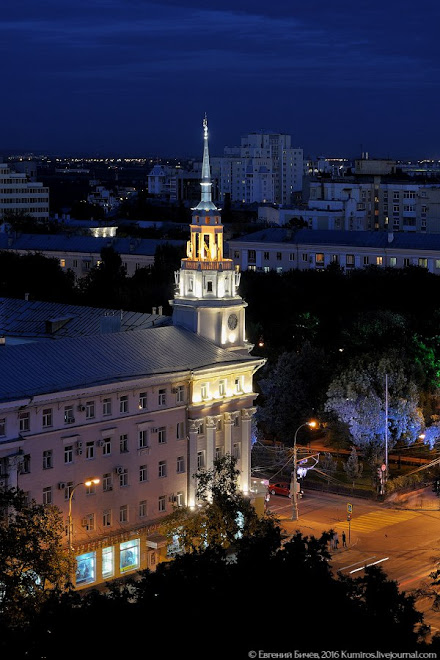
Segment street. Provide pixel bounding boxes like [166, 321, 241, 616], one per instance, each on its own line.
[268, 487, 440, 637]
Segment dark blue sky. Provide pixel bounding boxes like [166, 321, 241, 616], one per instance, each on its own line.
[2, 0, 439, 159]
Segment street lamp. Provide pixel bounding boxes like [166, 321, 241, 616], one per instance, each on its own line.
[292, 421, 317, 521]
[68, 479, 100, 551]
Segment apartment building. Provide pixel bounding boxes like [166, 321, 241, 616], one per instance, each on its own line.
[0, 160, 49, 222]
[229, 228, 440, 274]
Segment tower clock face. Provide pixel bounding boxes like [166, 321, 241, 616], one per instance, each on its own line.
[227, 313, 238, 330]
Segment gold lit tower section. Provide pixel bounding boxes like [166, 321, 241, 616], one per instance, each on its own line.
[171, 116, 250, 352]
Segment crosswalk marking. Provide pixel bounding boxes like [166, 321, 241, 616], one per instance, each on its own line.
[348, 509, 419, 532]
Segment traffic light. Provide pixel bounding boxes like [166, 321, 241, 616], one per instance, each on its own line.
[433, 478, 440, 495]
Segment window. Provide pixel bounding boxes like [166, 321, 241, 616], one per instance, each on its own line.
[158, 427, 166, 444]
[42, 408, 52, 428]
[43, 449, 53, 470]
[86, 441, 95, 460]
[139, 500, 148, 517]
[289, 253, 295, 262]
[139, 465, 148, 482]
[119, 396, 128, 414]
[376, 256, 383, 266]
[234, 251, 239, 259]
[219, 380, 226, 397]
[138, 429, 148, 449]
[302, 253, 308, 262]
[102, 398, 112, 416]
[331, 254, 339, 264]
[176, 385, 184, 403]
[43, 486, 52, 505]
[197, 451, 205, 469]
[418, 258, 428, 268]
[158, 389, 166, 406]
[65, 482, 74, 501]
[0, 418, 5, 436]
[102, 547, 114, 579]
[120, 434, 128, 453]
[363, 256, 369, 266]
[346, 254, 354, 266]
[201, 383, 208, 400]
[248, 250, 256, 263]
[64, 406, 74, 424]
[85, 480, 97, 495]
[215, 446, 222, 461]
[158, 460, 167, 478]
[102, 438, 111, 455]
[264, 251, 269, 260]
[233, 443, 241, 459]
[82, 514, 95, 531]
[19, 412, 30, 433]
[60, 258, 66, 268]
[315, 253, 324, 265]
[119, 505, 128, 523]
[85, 401, 95, 419]
[390, 257, 397, 267]
[177, 456, 185, 473]
[276, 252, 282, 261]
[436, 260, 440, 270]
[76, 551, 96, 585]
[206, 280, 213, 292]
[119, 468, 128, 487]
[175, 492, 184, 507]
[404, 258, 410, 267]
[64, 445, 73, 464]
[103, 473, 112, 492]
[138, 392, 147, 410]
[158, 495, 166, 512]
[20, 454, 31, 474]
[103, 510, 112, 527]
[234, 377, 242, 393]
[176, 421, 185, 440]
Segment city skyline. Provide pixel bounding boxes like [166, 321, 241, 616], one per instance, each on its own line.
[1, 0, 440, 159]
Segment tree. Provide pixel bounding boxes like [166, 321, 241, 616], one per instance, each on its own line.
[0, 488, 73, 629]
[160, 454, 281, 553]
[78, 245, 128, 308]
[343, 446, 364, 489]
[320, 452, 338, 484]
[325, 353, 424, 452]
[257, 343, 330, 445]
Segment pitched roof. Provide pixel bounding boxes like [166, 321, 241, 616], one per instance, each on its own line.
[0, 233, 184, 256]
[0, 326, 258, 402]
[230, 228, 440, 251]
[0, 297, 169, 341]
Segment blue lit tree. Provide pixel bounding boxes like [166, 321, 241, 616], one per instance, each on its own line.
[325, 354, 424, 452]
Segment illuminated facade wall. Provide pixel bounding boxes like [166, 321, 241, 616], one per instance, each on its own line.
[0, 162, 49, 221]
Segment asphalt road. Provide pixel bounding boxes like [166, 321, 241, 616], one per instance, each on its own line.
[268, 488, 440, 637]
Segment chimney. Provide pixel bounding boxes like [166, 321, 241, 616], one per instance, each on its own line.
[158, 305, 163, 315]
[152, 307, 157, 315]
[0, 336, 5, 346]
[24, 293, 29, 301]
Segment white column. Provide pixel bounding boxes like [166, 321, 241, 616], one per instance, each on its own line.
[240, 408, 255, 494]
[223, 412, 233, 456]
[187, 420, 199, 507]
[206, 416, 216, 473]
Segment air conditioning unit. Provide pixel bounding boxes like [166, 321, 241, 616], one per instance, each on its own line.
[58, 482, 66, 490]
[96, 439, 106, 447]
[115, 466, 124, 474]
[81, 518, 89, 528]
[168, 494, 178, 503]
[151, 428, 158, 433]
[76, 441, 82, 449]
[76, 449, 82, 455]
[77, 405, 86, 412]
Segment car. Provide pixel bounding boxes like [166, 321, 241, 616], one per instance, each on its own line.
[268, 482, 291, 497]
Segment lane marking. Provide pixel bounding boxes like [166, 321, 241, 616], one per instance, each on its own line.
[349, 557, 389, 574]
[339, 556, 376, 571]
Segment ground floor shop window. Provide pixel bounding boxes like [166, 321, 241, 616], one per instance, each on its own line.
[76, 551, 96, 585]
[102, 546, 114, 579]
[120, 539, 140, 573]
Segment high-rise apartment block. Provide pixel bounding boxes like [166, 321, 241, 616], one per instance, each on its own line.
[0, 160, 49, 222]
[216, 132, 303, 206]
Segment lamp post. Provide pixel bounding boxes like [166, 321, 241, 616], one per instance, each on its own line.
[68, 479, 100, 551]
[292, 421, 317, 521]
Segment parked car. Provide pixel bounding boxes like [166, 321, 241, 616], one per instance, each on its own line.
[268, 482, 291, 497]
[267, 482, 304, 498]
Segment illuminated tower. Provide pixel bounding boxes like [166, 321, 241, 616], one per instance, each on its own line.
[172, 116, 250, 352]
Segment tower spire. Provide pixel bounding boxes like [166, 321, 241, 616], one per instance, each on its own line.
[195, 114, 217, 211]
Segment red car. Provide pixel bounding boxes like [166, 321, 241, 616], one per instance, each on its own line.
[268, 482, 291, 497]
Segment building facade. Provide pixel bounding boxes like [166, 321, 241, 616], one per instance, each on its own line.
[0, 119, 264, 589]
[0, 160, 49, 222]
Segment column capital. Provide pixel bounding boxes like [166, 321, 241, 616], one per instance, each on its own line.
[206, 416, 217, 429]
[241, 407, 256, 421]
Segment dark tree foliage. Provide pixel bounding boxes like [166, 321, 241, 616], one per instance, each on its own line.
[3, 529, 428, 659]
[0, 251, 75, 302]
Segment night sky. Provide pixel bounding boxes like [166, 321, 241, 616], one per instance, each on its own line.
[2, 0, 439, 159]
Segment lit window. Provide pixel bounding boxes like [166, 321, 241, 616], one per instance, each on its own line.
[60, 259, 66, 268]
[76, 551, 96, 585]
[139, 392, 147, 410]
[376, 256, 383, 266]
[102, 547, 114, 579]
